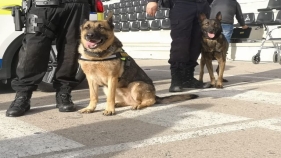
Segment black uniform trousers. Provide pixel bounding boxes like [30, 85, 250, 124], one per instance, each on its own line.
[168, 0, 210, 70]
[11, 2, 90, 93]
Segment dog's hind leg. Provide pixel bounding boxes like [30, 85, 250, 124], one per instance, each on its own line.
[216, 58, 226, 88]
[79, 77, 98, 114]
[129, 82, 156, 110]
[216, 65, 228, 82]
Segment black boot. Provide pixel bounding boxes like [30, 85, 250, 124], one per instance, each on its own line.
[182, 68, 206, 88]
[6, 92, 32, 117]
[169, 68, 183, 92]
[56, 91, 76, 112]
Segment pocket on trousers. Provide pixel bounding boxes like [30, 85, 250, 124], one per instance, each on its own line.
[170, 19, 190, 39]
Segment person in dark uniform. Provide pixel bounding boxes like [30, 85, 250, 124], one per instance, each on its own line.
[210, 0, 248, 43]
[6, 0, 91, 117]
[146, 0, 211, 92]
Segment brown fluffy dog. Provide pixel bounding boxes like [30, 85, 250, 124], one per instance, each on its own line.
[78, 14, 198, 115]
[198, 12, 229, 88]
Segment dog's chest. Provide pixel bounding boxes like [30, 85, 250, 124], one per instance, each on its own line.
[79, 59, 124, 85]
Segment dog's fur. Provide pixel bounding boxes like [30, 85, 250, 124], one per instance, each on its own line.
[78, 13, 198, 115]
[198, 12, 229, 88]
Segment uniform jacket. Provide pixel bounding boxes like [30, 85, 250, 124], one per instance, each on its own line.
[210, 0, 245, 26]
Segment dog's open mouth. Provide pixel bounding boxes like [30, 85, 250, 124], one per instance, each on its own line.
[207, 32, 215, 38]
[85, 39, 103, 49]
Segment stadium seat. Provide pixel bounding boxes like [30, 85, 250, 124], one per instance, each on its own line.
[258, 0, 281, 11]
[137, 12, 146, 21]
[113, 9, 120, 15]
[120, 2, 126, 8]
[121, 14, 129, 22]
[104, 5, 108, 11]
[131, 21, 140, 31]
[122, 22, 131, 32]
[120, 8, 127, 14]
[128, 7, 135, 14]
[146, 13, 155, 20]
[165, 9, 170, 18]
[108, 4, 114, 10]
[140, 21, 150, 31]
[113, 3, 120, 9]
[155, 10, 165, 19]
[161, 19, 171, 30]
[135, 6, 143, 13]
[129, 13, 137, 21]
[133, 1, 140, 6]
[140, 0, 147, 5]
[114, 23, 122, 32]
[151, 20, 161, 30]
[126, 2, 133, 7]
[113, 14, 121, 23]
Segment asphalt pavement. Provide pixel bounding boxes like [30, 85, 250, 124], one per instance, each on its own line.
[1, 59, 281, 158]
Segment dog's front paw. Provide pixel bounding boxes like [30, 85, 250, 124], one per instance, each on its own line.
[103, 110, 115, 116]
[78, 108, 95, 114]
[215, 83, 223, 89]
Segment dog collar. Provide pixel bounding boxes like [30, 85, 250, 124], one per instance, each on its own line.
[79, 54, 119, 61]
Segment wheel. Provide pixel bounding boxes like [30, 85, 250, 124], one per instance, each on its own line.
[273, 51, 278, 63]
[252, 55, 260, 64]
[38, 46, 85, 92]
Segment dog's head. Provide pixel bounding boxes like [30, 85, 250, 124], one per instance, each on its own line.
[199, 12, 222, 39]
[80, 12, 115, 53]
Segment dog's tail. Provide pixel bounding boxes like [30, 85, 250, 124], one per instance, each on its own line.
[155, 94, 199, 104]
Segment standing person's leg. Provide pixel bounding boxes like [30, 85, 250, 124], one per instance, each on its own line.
[7, 6, 53, 117]
[182, 1, 210, 88]
[221, 24, 234, 43]
[53, 2, 90, 112]
[168, 1, 197, 92]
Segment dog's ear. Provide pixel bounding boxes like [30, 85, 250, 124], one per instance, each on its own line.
[80, 19, 88, 31]
[199, 13, 207, 22]
[106, 11, 114, 29]
[216, 12, 222, 21]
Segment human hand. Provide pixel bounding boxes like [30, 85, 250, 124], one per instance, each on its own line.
[242, 25, 248, 29]
[146, 2, 158, 16]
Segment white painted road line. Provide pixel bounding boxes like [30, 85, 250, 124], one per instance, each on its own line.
[0, 112, 84, 158]
[119, 105, 250, 131]
[45, 118, 281, 158]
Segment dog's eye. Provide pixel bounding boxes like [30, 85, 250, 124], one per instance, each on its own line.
[84, 24, 90, 30]
[98, 24, 105, 30]
[204, 22, 209, 26]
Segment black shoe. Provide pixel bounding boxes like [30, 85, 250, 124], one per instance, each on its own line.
[182, 77, 205, 88]
[6, 96, 30, 117]
[169, 68, 183, 92]
[182, 67, 209, 89]
[56, 92, 76, 112]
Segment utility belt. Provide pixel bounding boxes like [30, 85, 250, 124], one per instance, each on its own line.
[33, 0, 89, 7]
[12, 0, 90, 37]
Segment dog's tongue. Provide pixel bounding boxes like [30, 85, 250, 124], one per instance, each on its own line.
[86, 41, 97, 49]
[208, 33, 215, 38]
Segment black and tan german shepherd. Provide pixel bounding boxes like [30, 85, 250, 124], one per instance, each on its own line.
[77, 13, 198, 115]
[198, 12, 229, 88]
